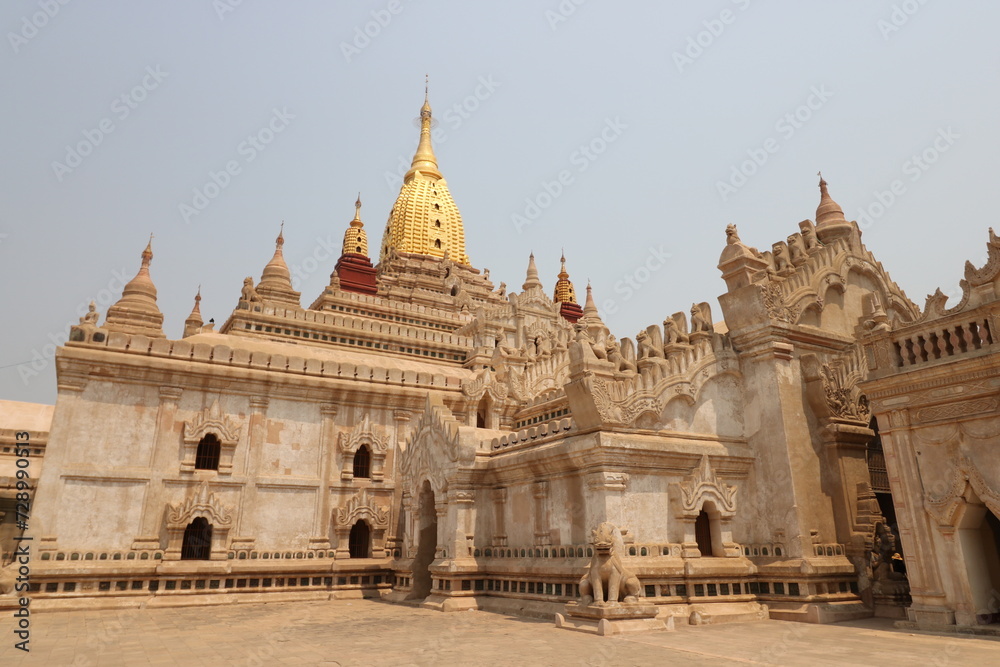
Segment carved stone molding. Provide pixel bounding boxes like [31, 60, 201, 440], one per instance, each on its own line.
[925, 456, 1000, 527]
[917, 398, 998, 423]
[339, 414, 389, 482]
[587, 471, 629, 491]
[180, 400, 242, 474]
[678, 455, 737, 519]
[163, 481, 234, 561]
[335, 489, 389, 529]
[167, 481, 234, 529]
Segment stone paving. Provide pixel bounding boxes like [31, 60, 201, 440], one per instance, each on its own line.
[2, 600, 999, 666]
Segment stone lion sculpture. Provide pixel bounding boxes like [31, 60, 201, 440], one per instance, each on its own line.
[578, 522, 641, 606]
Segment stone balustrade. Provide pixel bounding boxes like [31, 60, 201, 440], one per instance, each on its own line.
[890, 316, 994, 368]
[488, 418, 573, 452]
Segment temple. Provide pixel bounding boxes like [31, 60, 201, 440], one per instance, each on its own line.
[3, 90, 999, 634]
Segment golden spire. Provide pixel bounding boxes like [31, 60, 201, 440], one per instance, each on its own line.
[522, 252, 542, 290]
[342, 194, 369, 256]
[380, 81, 470, 265]
[553, 250, 577, 304]
[406, 74, 441, 181]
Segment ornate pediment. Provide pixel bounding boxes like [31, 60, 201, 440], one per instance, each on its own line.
[336, 489, 389, 528]
[678, 455, 737, 519]
[184, 400, 241, 444]
[167, 482, 234, 529]
[339, 414, 388, 454]
[462, 368, 509, 402]
[400, 395, 473, 496]
[926, 456, 1000, 526]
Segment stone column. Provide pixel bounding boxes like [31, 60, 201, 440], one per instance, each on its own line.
[233, 395, 269, 546]
[390, 409, 412, 553]
[401, 490, 415, 557]
[533, 481, 551, 546]
[131, 385, 183, 550]
[35, 379, 87, 553]
[491, 487, 507, 547]
[449, 489, 476, 558]
[880, 408, 951, 624]
[434, 499, 448, 558]
[309, 404, 338, 550]
[586, 471, 629, 529]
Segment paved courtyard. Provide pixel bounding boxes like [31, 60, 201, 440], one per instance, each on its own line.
[2, 600, 999, 666]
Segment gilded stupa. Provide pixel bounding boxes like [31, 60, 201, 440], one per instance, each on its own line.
[380, 82, 470, 265]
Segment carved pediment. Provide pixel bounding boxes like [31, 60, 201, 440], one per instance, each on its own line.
[400, 395, 473, 496]
[678, 455, 737, 518]
[339, 414, 388, 454]
[167, 482, 234, 529]
[462, 368, 509, 402]
[336, 489, 389, 528]
[184, 400, 241, 444]
[926, 456, 1000, 526]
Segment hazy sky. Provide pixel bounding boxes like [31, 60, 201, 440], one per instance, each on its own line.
[2, 1, 997, 405]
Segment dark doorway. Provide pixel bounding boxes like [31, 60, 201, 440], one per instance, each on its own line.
[695, 510, 713, 557]
[349, 521, 371, 558]
[181, 517, 212, 560]
[410, 481, 437, 599]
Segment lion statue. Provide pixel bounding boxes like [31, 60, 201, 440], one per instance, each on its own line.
[578, 522, 641, 606]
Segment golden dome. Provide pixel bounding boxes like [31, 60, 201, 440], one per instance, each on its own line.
[553, 252, 577, 304]
[380, 87, 469, 265]
[342, 194, 369, 257]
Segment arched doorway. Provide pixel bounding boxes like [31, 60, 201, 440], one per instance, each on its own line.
[181, 517, 212, 560]
[958, 495, 1000, 624]
[409, 480, 437, 599]
[695, 502, 723, 557]
[349, 521, 371, 558]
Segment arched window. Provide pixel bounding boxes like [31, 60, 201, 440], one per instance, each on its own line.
[195, 434, 221, 471]
[349, 521, 371, 558]
[435, 219, 441, 227]
[353, 444, 371, 478]
[181, 517, 212, 560]
[434, 239, 442, 248]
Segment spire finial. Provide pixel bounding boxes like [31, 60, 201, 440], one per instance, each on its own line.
[408, 78, 440, 180]
[425, 73, 429, 101]
[522, 252, 542, 290]
[276, 222, 285, 247]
